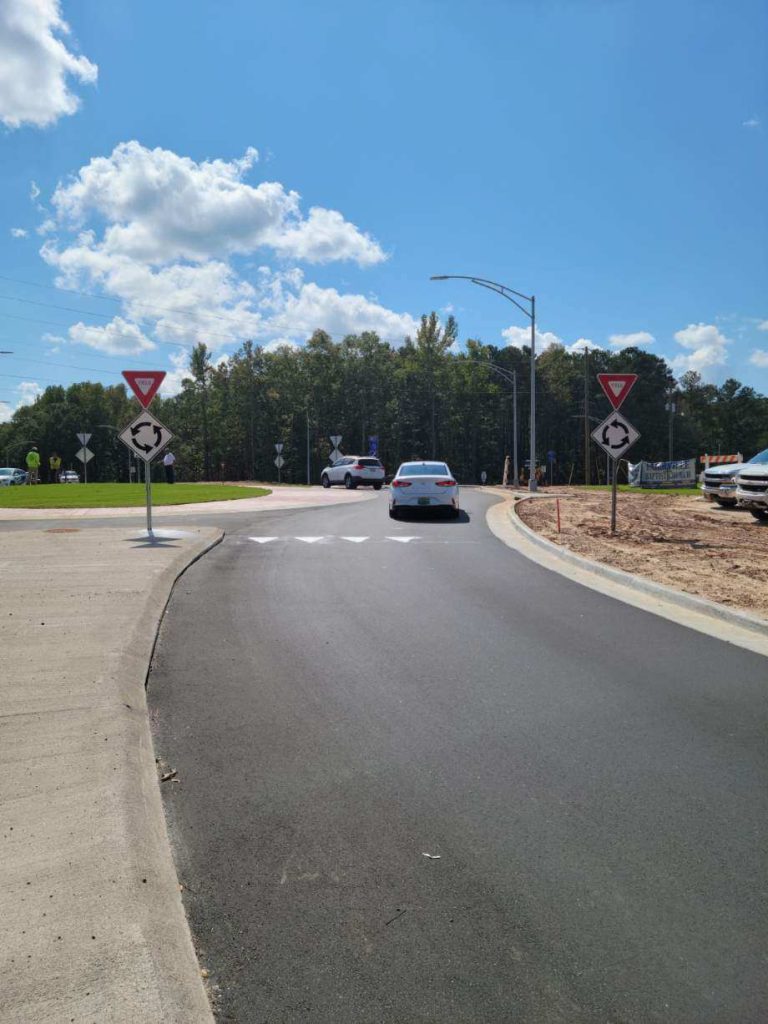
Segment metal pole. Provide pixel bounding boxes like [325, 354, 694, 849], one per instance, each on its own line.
[82, 428, 88, 485]
[529, 296, 537, 492]
[145, 461, 153, 535]
[306, 409, 311, 485]
[512, 369, 518, 488]
[583, 351, 590, 486]
[610, 457, 618, 533]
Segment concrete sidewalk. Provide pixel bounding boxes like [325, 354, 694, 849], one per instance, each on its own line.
[1, 526, 221, 1023]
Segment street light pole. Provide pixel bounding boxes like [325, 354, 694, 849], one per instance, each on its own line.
[480, 359, 519, 487]
[432, 275, 537, 491]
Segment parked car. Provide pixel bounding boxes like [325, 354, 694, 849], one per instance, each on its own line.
[59, 470, 80, 483]
[0, 467, 28, 486]
[321, 456, 385, 490]
[734, 448, 768, 521]
[389, 460, 460, 518]
[701, 450, 767, 508]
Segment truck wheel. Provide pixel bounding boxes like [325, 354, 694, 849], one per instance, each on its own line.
[750, 509, 768, 521]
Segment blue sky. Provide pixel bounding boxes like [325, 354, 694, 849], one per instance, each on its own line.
[1, 0, 766, 420]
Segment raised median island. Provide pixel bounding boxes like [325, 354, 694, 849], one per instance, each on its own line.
[0, 482, 271, 509]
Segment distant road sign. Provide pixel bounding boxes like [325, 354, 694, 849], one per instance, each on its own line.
[547, 450, 556, 462]
[592, 411, 640, 459]
[75, 446, 94, 463]
[76, 432, 92, 446]
[118, 410, 174, 463]
[597, 373, 638, 410]
[368, 435, 379, 456]
[329, 448, 342, 464]
[275, 443, 284, 454]
[274, 455, 285, 469]
[122, 370, 166, 408]
[330, 434, 342, 448]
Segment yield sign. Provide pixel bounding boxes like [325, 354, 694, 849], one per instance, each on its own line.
[597, 373, 638, 410]
[76, 432, 91, 446]
[122, 370, 166, 408]
[591, 411, 640, 459]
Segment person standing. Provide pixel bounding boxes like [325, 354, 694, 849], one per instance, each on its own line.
[25, 446, 40, 484]
[49, 451, 61, 483]
[163, 450, 176, 484]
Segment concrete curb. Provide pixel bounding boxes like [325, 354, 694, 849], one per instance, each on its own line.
[509, 495, 768, 639]
[1, 527, 222, 1024]
[117, 529, 223, 1024]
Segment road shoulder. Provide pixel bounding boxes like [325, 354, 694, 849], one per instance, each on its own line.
[0, 526, 220, 1024]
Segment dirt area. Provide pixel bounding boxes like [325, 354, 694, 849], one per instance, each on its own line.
[516, 491, 768, 619]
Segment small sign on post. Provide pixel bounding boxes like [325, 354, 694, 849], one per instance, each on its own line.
[120, 371, 169, 537]
[75, 432, 93, 482]
[592, 409, 640, 533]
[274, 442, 284, 483]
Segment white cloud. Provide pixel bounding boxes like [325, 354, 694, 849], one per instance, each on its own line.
[68, 316, 155, 355]
[0, 379, 44, 422]
[749, 350, 768, 368]
[609, 331, 655, 349]
[10, 227, 28, 238]
[567, 337, 601, 353]
[51, 141, 385, 267]
[671, 322, 731, 375]
[262, 276, 418, 344]
[502, 325, 563, 351]
[37, 142, 414, 375]
[758, 320, 768, 332]
[742, 117, 760, 129]
[0, 0, 97, 128]
[30, 180, 40, 200]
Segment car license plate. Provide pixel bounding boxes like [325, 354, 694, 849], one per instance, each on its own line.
[418, 497, 430, 505]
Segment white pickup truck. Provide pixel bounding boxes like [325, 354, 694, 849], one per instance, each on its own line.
[734, 448, 768, 521]
[701, 457, 746, 506]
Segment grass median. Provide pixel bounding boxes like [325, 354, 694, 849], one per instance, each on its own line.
[0, 483, 272, 509]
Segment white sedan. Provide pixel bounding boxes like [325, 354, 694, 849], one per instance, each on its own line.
[389, 461, 460, 519]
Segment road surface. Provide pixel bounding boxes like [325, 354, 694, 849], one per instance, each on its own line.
[149, 490, 768, 1023]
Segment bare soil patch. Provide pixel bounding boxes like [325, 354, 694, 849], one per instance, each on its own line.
[516, 491, 768, 618]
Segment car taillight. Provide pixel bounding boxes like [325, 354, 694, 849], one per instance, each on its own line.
[436, 480, 457, 486]
[353, 464, 367, 470]
[392, 480, 411, 487]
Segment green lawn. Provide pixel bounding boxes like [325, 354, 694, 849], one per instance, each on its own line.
[582, 484, 702, 497]
[0, 483, 271, 508]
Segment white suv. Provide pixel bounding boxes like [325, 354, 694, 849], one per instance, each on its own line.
[321, 456, 385, 490]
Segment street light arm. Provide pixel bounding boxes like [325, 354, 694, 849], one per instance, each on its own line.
[430, 274, 532, 313]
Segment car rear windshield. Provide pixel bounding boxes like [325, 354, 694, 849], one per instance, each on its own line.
[399, 463, 449, 477]
[358, 458, 381, 466]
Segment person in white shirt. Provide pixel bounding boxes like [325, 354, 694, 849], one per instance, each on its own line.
[163, 450, 176, 484]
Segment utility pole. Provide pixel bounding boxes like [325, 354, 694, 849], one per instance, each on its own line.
[665, 394, 676, 460]
[583, 349, 590, 486]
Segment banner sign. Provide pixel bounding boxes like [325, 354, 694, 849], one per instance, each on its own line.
[628, 459, 696, 488]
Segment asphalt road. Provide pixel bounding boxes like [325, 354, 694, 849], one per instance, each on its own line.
[149, 490, 768, 1024]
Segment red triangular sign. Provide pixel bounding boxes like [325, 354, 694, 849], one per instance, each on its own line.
[122, 370, 166, 408]
[597, 373, 638, 410]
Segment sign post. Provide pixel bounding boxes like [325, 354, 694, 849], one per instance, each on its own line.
[592, 406, 640, 534]
[594, 373, 640, 533]
[120, 371, 168, 537]
[75, 432, 93, 483]
[274, 443, 284, 484]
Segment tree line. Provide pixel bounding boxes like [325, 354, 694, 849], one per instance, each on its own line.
[2, 313, 767, 485]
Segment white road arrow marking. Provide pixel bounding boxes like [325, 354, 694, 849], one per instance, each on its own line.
[296, 536, 325, 543]
[341, 536, 369, 543]
[249, 537, 278, 544]
[386, 536, 420, 543]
